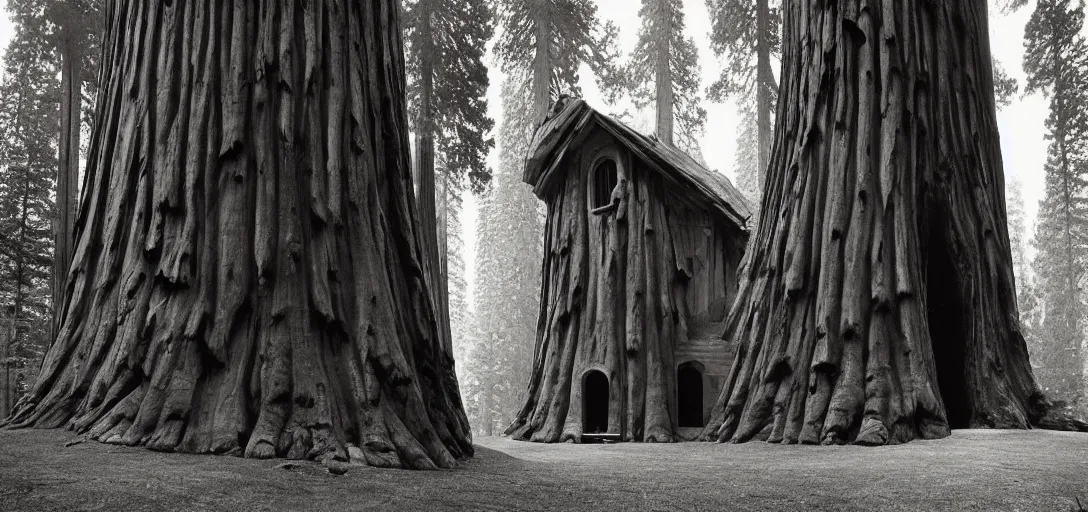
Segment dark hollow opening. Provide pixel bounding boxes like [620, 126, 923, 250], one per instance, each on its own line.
[677, 363, 704, 428]
[592, 159, 617, 210]
[583, 370, 609, 434]
[925, 206, 971, 429]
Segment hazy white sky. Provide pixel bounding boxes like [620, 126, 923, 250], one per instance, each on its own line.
[0, 0, 1055, 285]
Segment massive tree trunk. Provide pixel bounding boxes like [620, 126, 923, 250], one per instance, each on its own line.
[654, 0, 674, 146]
[412, 5, 451, 356]
[701, 0, 1046, 446]
[2, 0, 472, 469]
[532, 9, 552, 125]
[754, 0, 771, 195]
[54, 31, 82, 341]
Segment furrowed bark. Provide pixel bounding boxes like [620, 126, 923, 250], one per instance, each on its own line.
[532, 10, 552, 125]
[654, 0, 674, 146]
[412, 2, 452, 357]
[54, 29, 82, 341]
[701, 0, 1047, 446]
[755, 0, 771, 195]
[508, 124, 747, 442]
[3, 0, 472, 469]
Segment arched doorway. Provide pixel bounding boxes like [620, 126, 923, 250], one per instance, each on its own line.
[677, 362, 704, 428]
[925, 203, 970, 428]
[583, 370, 609, 434]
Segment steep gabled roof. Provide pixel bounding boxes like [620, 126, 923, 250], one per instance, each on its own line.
[523, 97, 753, 232]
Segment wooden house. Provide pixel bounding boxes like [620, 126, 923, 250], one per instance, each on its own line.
[506, 97, 753, 443]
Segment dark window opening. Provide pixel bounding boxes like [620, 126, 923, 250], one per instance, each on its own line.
[926, 204, 970, 429]
[592, 159, 617, 210]
[677, 362, 705, 427]
[583, 370, 609, 433]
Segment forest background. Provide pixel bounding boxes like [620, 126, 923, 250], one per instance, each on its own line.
[0, 0, 1083, 434]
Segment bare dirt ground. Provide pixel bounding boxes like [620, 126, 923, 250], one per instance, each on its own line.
[0, 428, 1085, 511]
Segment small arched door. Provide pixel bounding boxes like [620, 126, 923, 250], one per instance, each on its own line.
[677, 362, 704, 428]
[583, 370, 609, 434]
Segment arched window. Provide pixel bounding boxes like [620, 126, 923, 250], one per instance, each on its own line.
[583, 370, 609, 433]
[677, 361, 705, 428]
[591, 158, 617, 211]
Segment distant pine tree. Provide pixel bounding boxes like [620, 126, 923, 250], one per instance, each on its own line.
[625, 0, 706, 153]
[403, 0, 495, 357]
[443, 181, 473, 398]
[471, 75, 539, 436]
[706, 0, 780, 207]
[731, 97, 760, 204]
[471, 0, 618, 435]
[0, 11, 60, 417]
[48, 0, 104, 336]
[493, 0, 621, 120]
[1024, 0, 1088, 406]
[992, 57, 1020, 108]
[0, 0, 104, 416]
[1006, 176, 1040, 350]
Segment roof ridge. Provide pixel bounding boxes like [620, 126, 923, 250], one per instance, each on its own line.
[523, 97, 754, 232]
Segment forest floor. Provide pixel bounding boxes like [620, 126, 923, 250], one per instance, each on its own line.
[0, 428, 1085, 511]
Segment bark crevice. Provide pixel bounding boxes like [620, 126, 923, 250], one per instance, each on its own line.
[1, 0, 471, 469]
[700, 0, 1047, 446]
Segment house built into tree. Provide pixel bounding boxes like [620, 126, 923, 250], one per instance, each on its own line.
[506, 97, 752, 442]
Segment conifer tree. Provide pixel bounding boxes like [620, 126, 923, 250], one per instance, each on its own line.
[707, 0, 780, 202]
[730, 99, 762, 203]
[403, 0, 494, 356]
[471, 75, 539, 435]
[0, 0, 62, 420]
[992, 58, 1020, 107]
[472, 0, 617, 434]
[1006, 176, 1040, 346]
[48, 0, 103, 337]
[443, 184, 474, 403]
[493, 0, 619, 124]
[1023, 0, 1088, 404]
[988, 1, 1022, 109]
[0, 164, 54, 420]
[626, 0, 706, 152]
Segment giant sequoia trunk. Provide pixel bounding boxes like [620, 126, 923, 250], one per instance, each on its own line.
[54, 30, 81, 340]
[653, 0, 675, 146]
[700, 0, 1046, 445]
[411, 4, 452, 356]
[754, 0, 771, 195]
[2, 0, 472, 469]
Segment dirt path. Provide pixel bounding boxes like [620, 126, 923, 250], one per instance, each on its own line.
[0, 429, 1085, 511]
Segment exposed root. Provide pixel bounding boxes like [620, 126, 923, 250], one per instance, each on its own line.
[700, 0, 1040, 445]
[1, 0, 471, 469]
